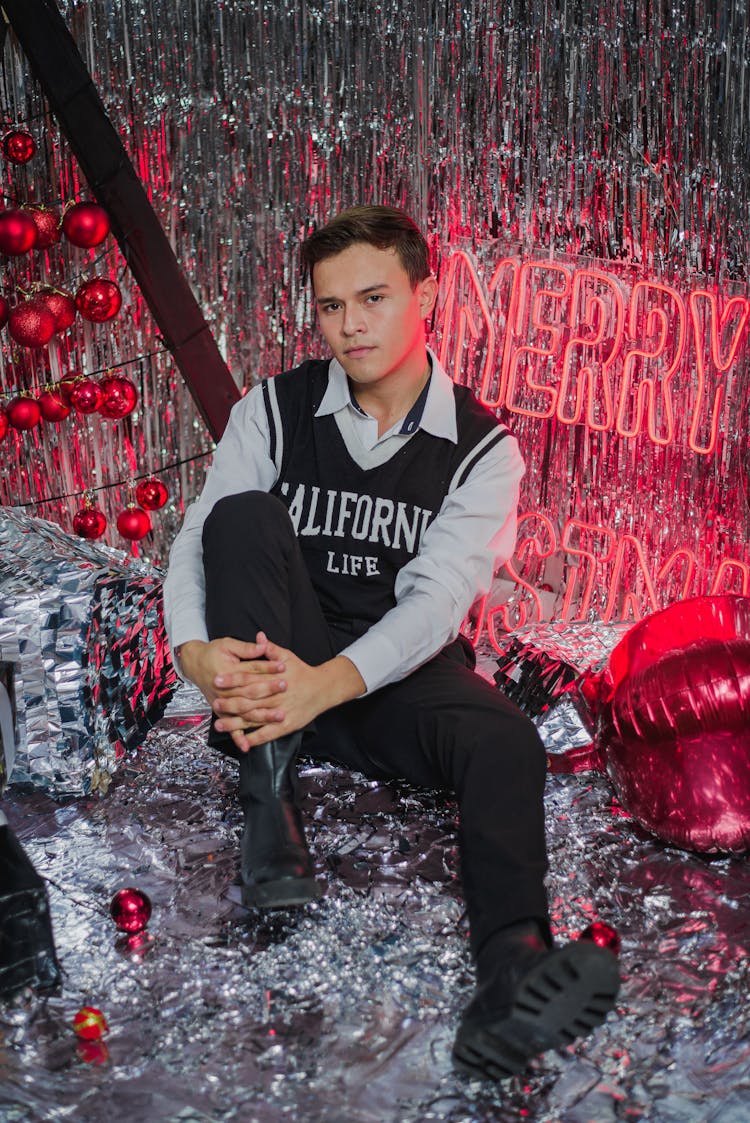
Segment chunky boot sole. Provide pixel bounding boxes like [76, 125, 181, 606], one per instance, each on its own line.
[452, 942, 620, 1081]
[241, 876, 323, 909]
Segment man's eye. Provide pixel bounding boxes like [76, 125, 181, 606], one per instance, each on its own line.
[367, 294, 383, 303]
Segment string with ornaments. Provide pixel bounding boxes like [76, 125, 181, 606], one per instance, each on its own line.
[0, 119, 174, 544]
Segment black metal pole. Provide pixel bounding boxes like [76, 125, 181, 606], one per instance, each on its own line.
[1, 0, 240, 440]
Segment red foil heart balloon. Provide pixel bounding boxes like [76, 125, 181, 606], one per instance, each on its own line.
[596, 595, 750, 853]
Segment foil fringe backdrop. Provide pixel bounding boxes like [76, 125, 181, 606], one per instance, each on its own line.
[0, 1, 748, 610]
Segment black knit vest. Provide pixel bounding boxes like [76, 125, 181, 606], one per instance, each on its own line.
[264, 359, 509, 636]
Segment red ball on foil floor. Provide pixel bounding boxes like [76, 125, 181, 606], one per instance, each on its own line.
[72, 1006, 109, 1041]
[578, 921, 621, 956]
[109, 887, 152, 933]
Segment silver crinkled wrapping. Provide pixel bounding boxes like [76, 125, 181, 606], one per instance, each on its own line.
[0, 507, 177, 798]
[491, 622, 630, 753]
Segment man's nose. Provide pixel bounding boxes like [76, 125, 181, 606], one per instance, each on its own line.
[341, 304, 366, 335]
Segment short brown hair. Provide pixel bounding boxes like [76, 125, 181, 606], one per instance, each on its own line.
[301, 205, 430, 288]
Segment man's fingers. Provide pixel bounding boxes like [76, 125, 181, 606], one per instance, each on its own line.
[223, 637, 268, 661]
[213, 684, 287, 715]
[214, 661, 285, 688]
[236, 721, 288, 751]
[215, 708, 286, 732]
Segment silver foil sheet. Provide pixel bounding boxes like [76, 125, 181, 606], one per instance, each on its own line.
[0, 508, 177, 798]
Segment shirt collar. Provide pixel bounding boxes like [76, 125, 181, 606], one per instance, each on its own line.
[315, 346, 458, 444]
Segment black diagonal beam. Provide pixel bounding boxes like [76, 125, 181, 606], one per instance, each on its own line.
[2, 0, 240, 439]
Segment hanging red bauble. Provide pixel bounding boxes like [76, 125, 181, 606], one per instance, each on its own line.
[135, 477, 168, 511]
[73, 505, 107, 539]
[26, 206, 61, 249]
[0, 209, 38, 255]
[8, 299, 56, 348]
[70, 378, 104, 414]
[38, 387, 72, 423]
[54, 376, 79, 406]
[99, 374, 138, 420]
[0, 295, 8, 330]
[2, 129, 35, 165]
[72, 1006, 109, 1041]
[36, 287, 77, 334]
[109, 887, 152, 934]
[578, 921, 621, 956]
[62, 201, 111, 248]
[75, 278, 122, 322]
[6, 395, 41, 430]
[0, 406, 8, 441]
[116, 506, 152, 541]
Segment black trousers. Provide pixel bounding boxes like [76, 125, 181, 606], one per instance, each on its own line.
[202, 491, 550, 957]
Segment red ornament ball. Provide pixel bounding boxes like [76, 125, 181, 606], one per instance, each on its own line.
[116, 506, 152, 541]
[54, 377, 79, 406]
[0, 209, 38, 255]
[73, 506, 107, 539]
[579, 921, 621, 956]
[8, 299, 56, 348]
[72, 1006, 109, 1041]
[109, 887, 152, 933]
[0, 406, 8, 441]
[75, 278, 122, 322]
[0, 295, 8, 330]
[62, 201, 111, 248]
[6, 396, 41, 431]
[36, 288, 77, 334]
[76, 1039, 110, 1066]
[26, 206, 61, 249]
[99, 374, 138, 420]
[70, 378, 103, 414]
[38, 387, 72, 423]
[135, 477, 168, 511]
[2, 129, 35, 165]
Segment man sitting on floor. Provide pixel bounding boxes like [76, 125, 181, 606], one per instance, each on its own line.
[163, 204, 620, 1081]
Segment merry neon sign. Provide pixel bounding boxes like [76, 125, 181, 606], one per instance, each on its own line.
[437, 249, 750, 456]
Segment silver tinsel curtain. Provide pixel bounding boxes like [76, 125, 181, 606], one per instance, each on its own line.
[0, 0, 747, 618]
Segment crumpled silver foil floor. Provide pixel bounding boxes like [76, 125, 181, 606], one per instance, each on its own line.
[2, 667, 750, 1123]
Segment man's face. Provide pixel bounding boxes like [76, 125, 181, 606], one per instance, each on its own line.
[312, 242, 437, 389]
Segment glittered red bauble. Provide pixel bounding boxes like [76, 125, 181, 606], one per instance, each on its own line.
[579, 921, 621, 956]
[2, 129, 35, 164]
[6, 396, 41, 430]
[596, 595, 750, 854]
[0, 406, 8, 441]
[99, 374, 138, 420]
[73, 506, 107, 539]
[70, 378, 104, 414]
[26, 206, 61, 249]
[62, 202, 111, 248]
[36, 288, 77, 334]
[38, 387, 72, 422]
[0, 209, 38, 255]
[110, 887, 152, 933]
[135, 477, 168, 511]
[0, 295, 8, 330]
[72, 1006, 109, 1041]
[75, 278, 122, 322]
[8, 299, 56, 348]
[116, 507, 152, 542]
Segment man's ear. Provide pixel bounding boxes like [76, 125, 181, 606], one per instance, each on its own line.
[418, 274, 439, 319]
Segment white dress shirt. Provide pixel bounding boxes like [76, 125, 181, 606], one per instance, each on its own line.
[163, 348, 525, 694]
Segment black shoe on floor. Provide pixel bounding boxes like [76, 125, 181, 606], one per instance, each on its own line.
[452, 919, 620, 1081]
[238, 733, 323, 909]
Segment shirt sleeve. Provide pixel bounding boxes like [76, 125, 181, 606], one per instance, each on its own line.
[338, 432, 525, 693]
[162, 385, 278, 670]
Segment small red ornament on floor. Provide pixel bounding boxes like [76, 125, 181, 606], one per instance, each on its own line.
[99, 374, 138, 419]
[70, 377, 103, 414]
[8, 298, 56, 347]
[75, 278, 122, 322]
[38, 386, 72, 423]
[116, 505, 152, 541]
[76, 1039, 110, 1066]
[0, 209, 38, 255]
[63, 201, 111, 247]
[6, 395, 41, 431]
[72, 1006, 109, 1041]
[135, 477, 168, 511]
[36, 287, 77, 334]
[73, 504, 107, 539]
[26, 205, 62, 248]
[110, 887, 152, 933]
[2, 129, 35, 164]
[578, 921, 621, 956]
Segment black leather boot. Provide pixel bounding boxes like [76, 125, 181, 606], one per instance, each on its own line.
[237, 732, 322, 909]
[452, 919, 620, 1081]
